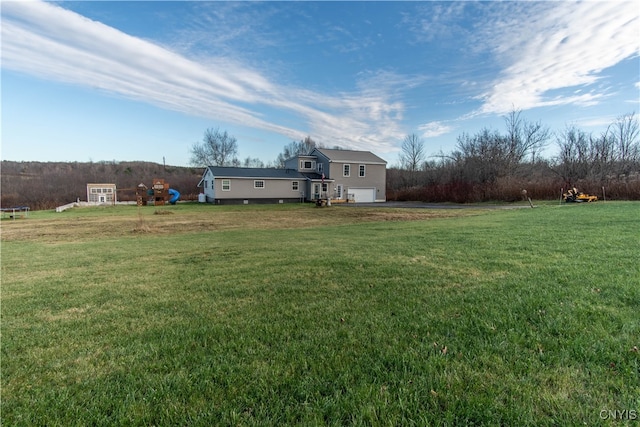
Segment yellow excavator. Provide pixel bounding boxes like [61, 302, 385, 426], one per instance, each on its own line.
[564, 187, 598, 203]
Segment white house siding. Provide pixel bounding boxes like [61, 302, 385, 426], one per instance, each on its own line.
[201, 169, 216, 202]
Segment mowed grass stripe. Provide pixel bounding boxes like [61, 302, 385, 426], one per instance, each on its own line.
[1, 202, 638, 425]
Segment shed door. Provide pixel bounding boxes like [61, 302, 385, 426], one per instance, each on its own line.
[349, 188, 375, 203]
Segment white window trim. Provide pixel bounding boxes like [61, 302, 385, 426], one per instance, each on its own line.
[254, 180, 265, 189]
[301, 160, 315, 170]
[292, 181, 299, 191]
[222, 179, 231, 191]
[343, 164, 350, 177]
[359, 164, 366, 177]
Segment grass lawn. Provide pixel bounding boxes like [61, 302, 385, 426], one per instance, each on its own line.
[1, 202, 638, 425]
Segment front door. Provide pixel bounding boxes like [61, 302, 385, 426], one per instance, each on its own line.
[336, 184, 343, 199]
[313, 183, 321, 200]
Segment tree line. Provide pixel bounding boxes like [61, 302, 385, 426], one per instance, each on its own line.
[1, 161, 202, 210]
[390, 111, 640, 202]
[3, 111, 638, 210]
[191, 110, 639, 202]
[1, 135, 322, 210]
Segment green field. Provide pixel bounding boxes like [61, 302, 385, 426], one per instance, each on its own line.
[1, 202, 638, 425]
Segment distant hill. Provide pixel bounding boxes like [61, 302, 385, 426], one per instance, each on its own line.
[1, 160, 203, 210]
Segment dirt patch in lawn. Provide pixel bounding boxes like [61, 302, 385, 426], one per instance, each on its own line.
[1, 205, 477, 243]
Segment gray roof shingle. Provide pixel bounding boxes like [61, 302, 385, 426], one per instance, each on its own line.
[313, 148, 387, 164]
[207, 167, 306, 179]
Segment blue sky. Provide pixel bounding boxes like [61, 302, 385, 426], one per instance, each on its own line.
[2, 1, 639, 167]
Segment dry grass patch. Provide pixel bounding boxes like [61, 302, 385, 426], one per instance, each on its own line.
[1, 204, 473, 243]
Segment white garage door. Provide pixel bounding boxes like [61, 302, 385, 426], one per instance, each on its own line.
[349, 188, 375, 203]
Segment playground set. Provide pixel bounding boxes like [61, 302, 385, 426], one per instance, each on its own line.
[136, 179, 180, 206]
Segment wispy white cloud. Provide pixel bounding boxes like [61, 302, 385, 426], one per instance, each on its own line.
[576, 116, 620, 130]
[417, 121, 453, 139]
[402, 2, 468, 44]
[171, 2, 282, 58]
[6, 1, 635, 160]
[475, 1, 639, 115]
[1, 1, 405, 154]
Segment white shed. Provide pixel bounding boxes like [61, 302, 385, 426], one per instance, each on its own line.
[87, 183, 117, 205]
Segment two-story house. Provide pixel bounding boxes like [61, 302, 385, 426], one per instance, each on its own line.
[198, 148, 386, 204]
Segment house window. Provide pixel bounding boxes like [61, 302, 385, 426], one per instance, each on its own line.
[292, 181, 299, 191]
[322, 183, 328, 192]
[359, 165, 366, 177]
[304, 161, 312, 169]
[317, 163, 323, 173]
[343, 164, 350, 177]
[254, 180, 265, 189]
[222, 180, 231, 191]
[204, 180, 208, 189]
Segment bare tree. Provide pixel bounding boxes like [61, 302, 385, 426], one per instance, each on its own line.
[399, 133, 426, 187]
[190, 128, 239, 167]
[400, 133, 425, 172]
[455, 128, 508, 184]
[275, 136, 316, 168]
[611, 112, 639, 176]
[588, 131, 616, 180]
[504, 109, 550, 165]
[554, 124, 590, 183]
[242, 157, 265, 168]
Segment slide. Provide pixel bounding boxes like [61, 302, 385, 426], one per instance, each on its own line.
[168, 188, 180, 204]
